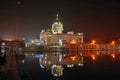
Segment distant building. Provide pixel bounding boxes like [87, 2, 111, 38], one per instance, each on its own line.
[40, 14, 83, 46]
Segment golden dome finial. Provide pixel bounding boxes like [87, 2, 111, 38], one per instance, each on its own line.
[54, 14, 61, 23]
[56, 14, 59, 20]
[56, 14, 58, 17]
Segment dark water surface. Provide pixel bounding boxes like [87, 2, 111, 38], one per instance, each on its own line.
[17, 51, 120, 80]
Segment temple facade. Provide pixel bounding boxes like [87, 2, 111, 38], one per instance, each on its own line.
[40, 14, 83, 46]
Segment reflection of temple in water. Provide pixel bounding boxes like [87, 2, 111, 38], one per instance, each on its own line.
[51, 65, 64, 77]
[16, 50, 120, 78]
[15, 49, 120, 80]
[37, 50, 118, 77]
[39, 52, 84, 77]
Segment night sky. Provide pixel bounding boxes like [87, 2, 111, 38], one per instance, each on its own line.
[0, 0, 120, 42]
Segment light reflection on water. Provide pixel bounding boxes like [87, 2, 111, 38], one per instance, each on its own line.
[17, 51, 120, 80]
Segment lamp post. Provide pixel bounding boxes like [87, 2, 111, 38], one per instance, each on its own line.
[16, 1, 21, 40]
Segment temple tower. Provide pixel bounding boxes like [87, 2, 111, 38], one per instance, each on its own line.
[51, 14, 64, 34]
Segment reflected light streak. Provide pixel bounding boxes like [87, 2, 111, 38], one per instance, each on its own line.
[111, 54, 115, 59]
[70, 56, 77, 61]
[70, 39, 77, 44]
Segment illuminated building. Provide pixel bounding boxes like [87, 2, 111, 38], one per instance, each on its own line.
[40, 14, 83, 46]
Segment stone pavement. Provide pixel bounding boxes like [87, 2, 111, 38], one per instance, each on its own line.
[0, 47, 20, 80]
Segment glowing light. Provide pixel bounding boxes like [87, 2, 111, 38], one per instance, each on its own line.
[7, 39, 12, 41]
[22, 60, 24, 63]
[35, 54, 44, 59]
[91, 40, 96, 45]
[111, 41, 115, 45]
[54, 22, 58, 24]
[78, 63, 83, 66]
[31, 40, 34, 43]
[67, 64, 74, 67]
[91, 55, 96, 60]
[1, 42, 5, 46]
[40, 64, 45, 68]
[70, 39, 77, 44]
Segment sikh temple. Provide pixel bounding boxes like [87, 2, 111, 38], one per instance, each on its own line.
[40, 14, 83, 46]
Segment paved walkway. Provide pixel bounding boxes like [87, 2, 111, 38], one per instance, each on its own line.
[1, 47, 20, 80]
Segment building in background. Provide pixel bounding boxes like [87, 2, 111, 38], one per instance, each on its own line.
[40, 14, 83, 46]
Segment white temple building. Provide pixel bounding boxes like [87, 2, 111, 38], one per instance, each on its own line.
[40, 14, 83, 46]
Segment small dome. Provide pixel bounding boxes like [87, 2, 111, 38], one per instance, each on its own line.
[54, 14, 62, 24]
